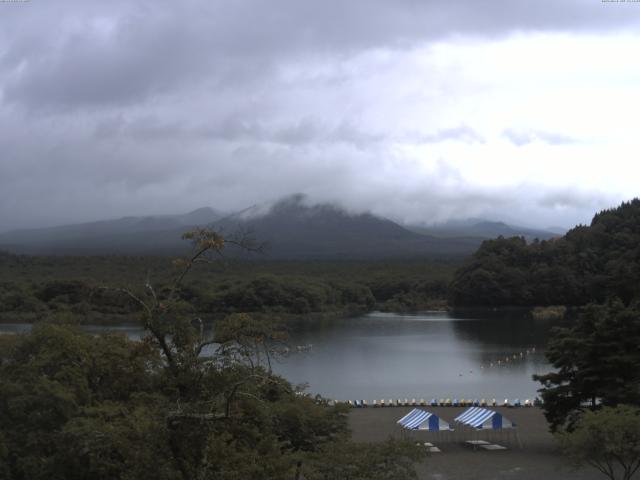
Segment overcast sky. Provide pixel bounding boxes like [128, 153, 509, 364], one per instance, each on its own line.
[1, 0, 639, 232]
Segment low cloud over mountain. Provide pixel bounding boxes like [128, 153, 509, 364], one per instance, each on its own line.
[1, 1, 637, 232]
[0, 196, 564, 258]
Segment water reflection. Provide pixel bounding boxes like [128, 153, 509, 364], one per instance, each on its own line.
[81, 324, 147, 341]
[277, 310, 555, 401]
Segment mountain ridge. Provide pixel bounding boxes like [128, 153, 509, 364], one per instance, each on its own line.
[404, 218, 563, 241]
[0, 197, 562, 258]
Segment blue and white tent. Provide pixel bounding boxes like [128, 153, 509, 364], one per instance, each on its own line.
[397, 408, 452, 431]
[454, 407, 516, 430]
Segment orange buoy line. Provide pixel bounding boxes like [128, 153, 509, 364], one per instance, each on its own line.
[481, 347, 538, 371]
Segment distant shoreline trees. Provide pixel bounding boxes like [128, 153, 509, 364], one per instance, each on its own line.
[449, 199, 640, 308]
[0, 254, 453, 326]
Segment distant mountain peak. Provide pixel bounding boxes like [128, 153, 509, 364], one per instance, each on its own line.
[186, 206, 216, 215]
[0, 197, 482, 258]
[404, 217, 561, 241]
[229, 194, 349, 222]
[180, 207, 221, 225]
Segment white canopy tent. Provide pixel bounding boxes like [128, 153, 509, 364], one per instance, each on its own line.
[454, 407, 520, 447]
[397, 408, 452, 431]
[454, 407, 516, 429]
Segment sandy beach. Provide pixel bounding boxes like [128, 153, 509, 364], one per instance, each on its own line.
[349, 406, 603, 480]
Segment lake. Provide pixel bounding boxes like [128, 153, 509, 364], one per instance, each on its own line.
[0, 310, 557, 402]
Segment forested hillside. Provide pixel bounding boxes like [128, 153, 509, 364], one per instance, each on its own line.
[0, 255, 455, 325]
[449, 199, 640, 307]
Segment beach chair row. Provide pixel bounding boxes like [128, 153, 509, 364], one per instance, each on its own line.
[337, 398, 540, 408]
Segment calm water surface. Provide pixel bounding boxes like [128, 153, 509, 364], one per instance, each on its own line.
[276, 310, 556, 401]
[0, 310, 558, 401]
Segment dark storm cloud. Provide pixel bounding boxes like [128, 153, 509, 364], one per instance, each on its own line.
[0, 0, 636, 231]
[91, 115, 483, 148]
[2, 0, 635, 110]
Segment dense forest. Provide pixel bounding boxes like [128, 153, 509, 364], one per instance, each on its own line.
[0, 229, 427, 480]
[0, 314, 425, 479]
[534, 298, 640, 431]
[5, 199, 640, 320]
[449, 199, 640, 307]
[0, 254, 455, 326]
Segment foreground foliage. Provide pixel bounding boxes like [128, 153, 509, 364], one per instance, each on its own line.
[0, 229, 425, 479]
[534, 300, 640, 431]
[0, 322, 361, 479]
[557, 405, 640, 480]
[0, 325, 425, 479]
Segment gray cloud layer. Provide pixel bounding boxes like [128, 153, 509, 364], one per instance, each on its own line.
[0, 0, 636, 232]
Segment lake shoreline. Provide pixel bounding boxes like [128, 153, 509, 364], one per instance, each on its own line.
[1, 311, 553, 401]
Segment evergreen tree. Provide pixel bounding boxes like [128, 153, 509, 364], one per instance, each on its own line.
[534, 300, 640, 431]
